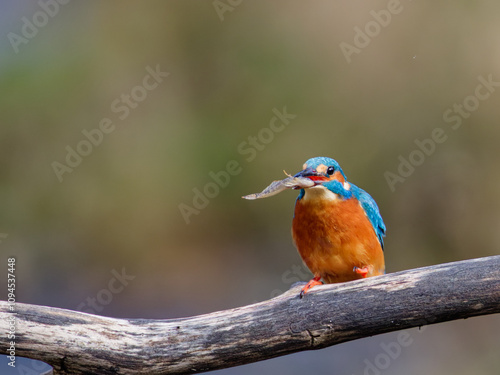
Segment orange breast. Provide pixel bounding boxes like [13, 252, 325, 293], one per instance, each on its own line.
[292, 191, 385, 283]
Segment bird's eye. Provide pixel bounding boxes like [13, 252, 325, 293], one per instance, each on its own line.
[327, 166, 335, 175]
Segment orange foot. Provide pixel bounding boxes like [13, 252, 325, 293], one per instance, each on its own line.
[300, 276, 323, 298]
[353, 266, 370, 278]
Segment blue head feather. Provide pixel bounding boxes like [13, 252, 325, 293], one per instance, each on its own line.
[303, 157, 347, 180]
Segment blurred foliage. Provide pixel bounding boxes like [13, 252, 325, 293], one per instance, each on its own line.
[1, 1, 499, 374]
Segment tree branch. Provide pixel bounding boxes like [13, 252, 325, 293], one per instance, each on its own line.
[1, 255, 499, 374]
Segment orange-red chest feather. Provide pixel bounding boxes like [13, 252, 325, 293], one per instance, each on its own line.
[292, 188, 385, 283]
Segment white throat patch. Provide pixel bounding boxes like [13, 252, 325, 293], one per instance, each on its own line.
[302, 185, 340, 202]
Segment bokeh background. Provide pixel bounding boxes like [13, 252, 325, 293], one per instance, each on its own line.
[1, 1, 500, 374]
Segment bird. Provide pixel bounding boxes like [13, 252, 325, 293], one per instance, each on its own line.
[291, 156, 386, 297]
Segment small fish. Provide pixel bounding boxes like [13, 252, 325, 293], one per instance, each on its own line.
[242, 173, 315, 200]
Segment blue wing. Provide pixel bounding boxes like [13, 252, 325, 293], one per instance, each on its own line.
[350, 184, 386, 249]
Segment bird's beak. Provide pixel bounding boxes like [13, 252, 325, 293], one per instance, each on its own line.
[294, 167, 329, 183]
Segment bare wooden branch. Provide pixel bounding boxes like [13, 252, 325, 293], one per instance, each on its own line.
[1, 255, 499, 375]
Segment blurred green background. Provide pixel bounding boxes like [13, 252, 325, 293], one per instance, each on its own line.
[1, 1, 500, 374]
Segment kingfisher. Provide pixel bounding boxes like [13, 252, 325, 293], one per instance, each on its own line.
[291, 156, 386, 297]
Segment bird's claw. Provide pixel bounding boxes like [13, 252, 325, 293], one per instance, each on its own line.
[299, 277, 323, 298]
[353, 266, 370, 278]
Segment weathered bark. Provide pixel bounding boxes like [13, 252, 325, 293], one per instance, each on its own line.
[1, 255, 499, 374]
